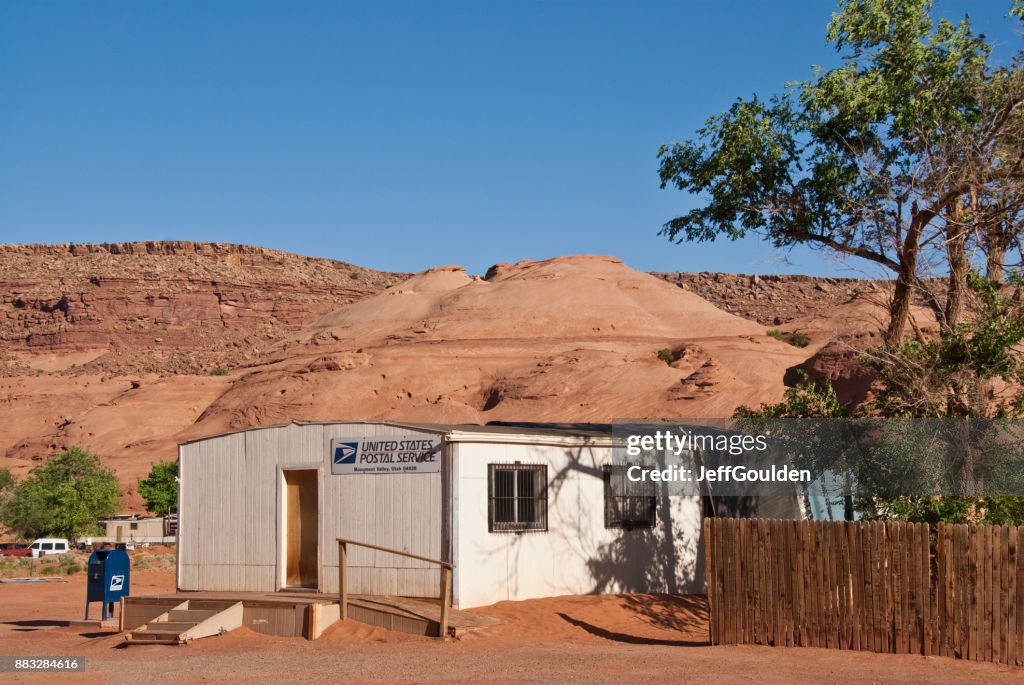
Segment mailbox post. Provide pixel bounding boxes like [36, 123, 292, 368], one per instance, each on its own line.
[85, 548, 130, 620]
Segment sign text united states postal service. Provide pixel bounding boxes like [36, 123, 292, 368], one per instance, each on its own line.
[330, 435, 442, 475]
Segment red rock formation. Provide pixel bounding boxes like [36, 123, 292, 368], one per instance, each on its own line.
[0, 242, 405, 375]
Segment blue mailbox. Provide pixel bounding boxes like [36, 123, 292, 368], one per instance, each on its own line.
[85, 548, 130, 620]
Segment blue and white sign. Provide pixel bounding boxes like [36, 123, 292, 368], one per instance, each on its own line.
[330, 435, 442, 475]
[109, 575, 124, 591]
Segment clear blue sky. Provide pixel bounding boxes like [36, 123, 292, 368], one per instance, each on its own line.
[0, 1, 1019, 276]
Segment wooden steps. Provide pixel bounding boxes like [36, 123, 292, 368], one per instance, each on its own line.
[124, 600, 243, 645]
[346, 595, 502, 638]
[123, 592, 502, 641]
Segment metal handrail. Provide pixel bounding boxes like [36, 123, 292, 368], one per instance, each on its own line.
[335, 537, 454, 638]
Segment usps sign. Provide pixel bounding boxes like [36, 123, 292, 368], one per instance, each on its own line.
[330, 435, 442, 475]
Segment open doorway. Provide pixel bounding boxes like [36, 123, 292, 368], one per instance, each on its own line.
[283, 469, 318, 589]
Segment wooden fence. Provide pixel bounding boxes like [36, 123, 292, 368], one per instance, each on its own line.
[704, 518, 1024, 665]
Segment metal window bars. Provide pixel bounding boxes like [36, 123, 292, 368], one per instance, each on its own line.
[603, 464, 657, 529]
[488, 463, 547, 533]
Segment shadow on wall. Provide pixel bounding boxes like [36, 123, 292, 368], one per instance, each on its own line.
[583, 507, 705, 597]
[474, 444, 710, 601]
[546, 446, 705, 597]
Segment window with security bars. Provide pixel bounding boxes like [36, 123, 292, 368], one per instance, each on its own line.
[488, 463, 547, 533]
[603, 464, 657, 529]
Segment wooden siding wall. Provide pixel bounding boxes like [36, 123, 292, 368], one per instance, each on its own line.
[321, 424, 444, 598]
[179, 423, 445, 597]
[705, 518, 1024, 665]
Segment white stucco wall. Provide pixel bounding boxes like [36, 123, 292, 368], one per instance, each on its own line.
[453, 440, 704, 608]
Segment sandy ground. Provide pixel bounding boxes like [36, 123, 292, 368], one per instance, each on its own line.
[1, 571, 1021, 684]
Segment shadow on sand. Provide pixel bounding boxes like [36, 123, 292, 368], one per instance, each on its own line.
[557, 612, 710, 647]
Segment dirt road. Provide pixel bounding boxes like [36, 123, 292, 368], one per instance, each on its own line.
[1, 571, 1019, 684]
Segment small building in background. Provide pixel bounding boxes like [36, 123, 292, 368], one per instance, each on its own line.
[92, 514, 177, 547]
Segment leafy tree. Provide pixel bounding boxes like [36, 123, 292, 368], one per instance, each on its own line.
[865, 271, 1024, 418]
[658, 0, 1024, 350]
[1, 446, 120, 542]
[138, 460, 178, 517]
[733, 373, 1024, 525]
[0, 468, 14, 530]
[662, 0, 1024, 525]
[866, 494, 1024, 526]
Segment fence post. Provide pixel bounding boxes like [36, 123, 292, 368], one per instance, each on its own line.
[439, 566, 452, 639]
[339, 540, 348, 621]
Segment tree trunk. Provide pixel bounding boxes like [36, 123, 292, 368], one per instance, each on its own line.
[884, 215, 925, 348]
[944, 225, 969, 331]
[885, 272, 915, 348]
[986, 224, 1009, 285]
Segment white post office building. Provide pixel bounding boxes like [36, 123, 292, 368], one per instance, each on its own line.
[176, 421, 707, 608]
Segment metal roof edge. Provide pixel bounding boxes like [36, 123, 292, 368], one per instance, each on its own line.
[444, 430, 614, 447]
[178, 419, 615, 448]
[178, 419, 454, 447]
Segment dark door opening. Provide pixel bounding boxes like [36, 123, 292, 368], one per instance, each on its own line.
[284, 469, 318, 588]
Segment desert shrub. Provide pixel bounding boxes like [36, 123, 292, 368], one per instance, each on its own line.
[789, 332, 810, 348]
[56, 553, 84, 575]
[132, 553, 176, 573]
[209, 367, 229, 376]
[0, 557, 37, 577]
[766, 329, 784, 340]
[657, 348, 676, 364]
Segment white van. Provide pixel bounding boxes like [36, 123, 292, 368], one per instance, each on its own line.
[28, 538, 71, 558]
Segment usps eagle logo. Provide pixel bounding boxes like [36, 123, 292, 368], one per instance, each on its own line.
[333, 442, 359, 465]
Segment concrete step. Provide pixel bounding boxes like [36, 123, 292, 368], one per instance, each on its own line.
[144, 621, 197, 632]
[128, 630, 184, 641]
[167, 609, 217, 622]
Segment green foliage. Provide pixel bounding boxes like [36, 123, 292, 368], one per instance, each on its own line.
[0, 468, 14, 492]
[657, 0, 1023, 348]
[860, 495, 1024, 526]
[866, 272, 1024, 417]
[1, 446, 120, 542]
[656, 348, 676, 365]
[59, 554, 83, 575]
[0, 468, 13, 528]
[662, 0, 1024, 527]
[789, 332, 810, 348]
[137, 460, 178, 517]
[735, 370, 847, 418]
[736, 379, 1024, 525]
[209, 367, 229, 376]
[765, 328, 809, 347]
